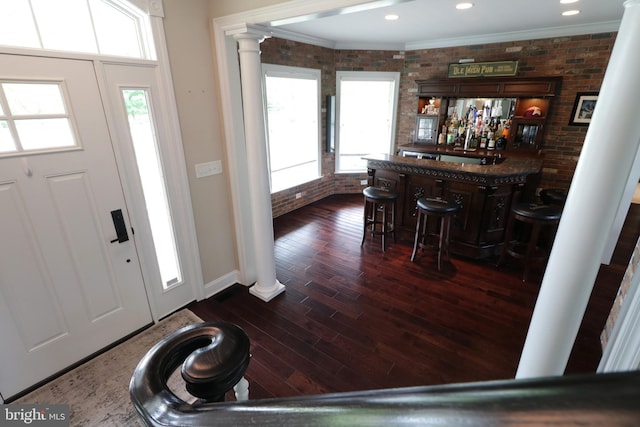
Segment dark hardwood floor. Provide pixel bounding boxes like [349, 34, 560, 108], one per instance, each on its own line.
[188, 194, 640, 400]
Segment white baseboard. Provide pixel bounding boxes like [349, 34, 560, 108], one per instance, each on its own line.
[202, 270, 244, 299]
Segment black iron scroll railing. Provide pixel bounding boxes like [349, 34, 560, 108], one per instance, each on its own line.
[130, 322, 640, 427]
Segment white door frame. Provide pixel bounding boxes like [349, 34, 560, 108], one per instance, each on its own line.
[0, 3, 203, 321]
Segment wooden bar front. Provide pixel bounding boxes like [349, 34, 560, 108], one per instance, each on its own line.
[364, 153, 543, 259]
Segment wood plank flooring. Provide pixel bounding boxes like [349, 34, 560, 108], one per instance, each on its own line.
[188, 194, 639, 400]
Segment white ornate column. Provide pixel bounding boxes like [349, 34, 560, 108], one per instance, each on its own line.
[517, 0, 640, 378]
[231, 25, 285, 302]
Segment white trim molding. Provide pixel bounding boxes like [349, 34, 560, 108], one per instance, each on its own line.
[128, 0, 164, 17]
[599, 267, 640, 372]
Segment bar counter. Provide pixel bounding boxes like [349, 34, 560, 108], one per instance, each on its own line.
[364, 151, 543, 259]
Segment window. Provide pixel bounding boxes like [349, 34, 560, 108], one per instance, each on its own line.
[122, 88, 182, 290]
[336, 72, 400, 173]
[262, 64, 321, 193]
[0, 0, 155, 59]
[0, 81, 78, 155]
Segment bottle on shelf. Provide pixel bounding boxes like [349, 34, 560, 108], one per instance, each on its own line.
[447, 120, 457, 145]
[438, 125, 446, 145]
[469, 129, 478, 150]
[503, 117, 512, 140]
[458, 119, 466, 145]
[480, 128, 488, 149]
[486, 128, 495, 150]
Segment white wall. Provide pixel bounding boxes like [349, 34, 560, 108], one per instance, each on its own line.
[163, 0, 237, 286]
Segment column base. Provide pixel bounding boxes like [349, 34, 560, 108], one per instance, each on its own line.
[249, 280, 285, 302]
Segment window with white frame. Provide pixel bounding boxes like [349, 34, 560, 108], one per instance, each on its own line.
[336, 71, 400, 173]
[0, 81, 78, 155]
[0, 0, 155, 59]
[262, 64, 321, 193]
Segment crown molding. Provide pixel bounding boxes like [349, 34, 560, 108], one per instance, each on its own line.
[405, 20, 621, 51]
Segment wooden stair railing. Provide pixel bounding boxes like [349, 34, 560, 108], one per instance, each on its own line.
[130, 322, 640, 427]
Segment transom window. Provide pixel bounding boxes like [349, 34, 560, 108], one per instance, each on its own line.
[0, 81, 78, 155]
[0, 0, 155, 59]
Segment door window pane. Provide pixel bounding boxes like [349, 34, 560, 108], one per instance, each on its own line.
[4, 83, 66, 115]
[16, 119, 75, 150]
[0, 81, 78, 155]
[122, 89, 182, 290]
[0, 121, 16, 153]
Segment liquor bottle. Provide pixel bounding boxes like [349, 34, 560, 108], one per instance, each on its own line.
[464, 126, 472, 150]
[503, 118, 512, 139]
[469, 130, 478, 150]
[447, 120, 456, 145]
[438, 126, 446, 145]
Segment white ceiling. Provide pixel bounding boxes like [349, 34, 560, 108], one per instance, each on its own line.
[262, 0, 624, 51]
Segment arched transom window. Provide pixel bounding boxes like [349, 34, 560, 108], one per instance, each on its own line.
[0, 0, 155, 59]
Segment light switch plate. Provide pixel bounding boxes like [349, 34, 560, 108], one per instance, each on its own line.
[195, 160, 222, 178]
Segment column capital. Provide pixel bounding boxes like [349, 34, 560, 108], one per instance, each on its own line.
[226, 23, 272, 44]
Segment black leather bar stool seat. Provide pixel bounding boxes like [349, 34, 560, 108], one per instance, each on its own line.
[498, 202, 562, 281]
[411, 197, 460, 270]
[361, 186, 398, 252]
[540, 188, 567, 206]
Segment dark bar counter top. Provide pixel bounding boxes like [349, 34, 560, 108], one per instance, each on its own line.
[364, 149, 543, 187]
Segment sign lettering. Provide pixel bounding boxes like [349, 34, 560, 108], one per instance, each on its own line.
[448, 61, 518, 78]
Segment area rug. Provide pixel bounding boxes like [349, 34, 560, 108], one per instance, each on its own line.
[16, 309, 203, 426]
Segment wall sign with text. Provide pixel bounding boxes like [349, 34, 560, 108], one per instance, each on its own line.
[448, 61, 519, 78]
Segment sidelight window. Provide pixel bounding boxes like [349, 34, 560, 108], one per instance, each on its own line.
[122, 88, 182, 290]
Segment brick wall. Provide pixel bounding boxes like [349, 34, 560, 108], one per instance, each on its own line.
[260, 33, 616, 217]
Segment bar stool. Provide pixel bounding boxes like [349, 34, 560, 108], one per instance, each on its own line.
[411, 197, 460, 270]
[498, 202, 562, 281]
[361, 186, 398, 252]
[540, 188, 567, 206]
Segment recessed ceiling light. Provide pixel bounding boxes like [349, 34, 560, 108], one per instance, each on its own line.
[456, 3, 474, 10]
[562, 9, 581, 16]
[560, 0, 579, 4]
[385, 14, 399, 21]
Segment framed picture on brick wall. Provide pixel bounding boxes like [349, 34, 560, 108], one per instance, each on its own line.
[569, 92, 598, 126]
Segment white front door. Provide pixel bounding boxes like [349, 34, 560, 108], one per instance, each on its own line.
[0, 55, 152, 399]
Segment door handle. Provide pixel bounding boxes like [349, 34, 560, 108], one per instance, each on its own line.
[110, 209, 129, 243]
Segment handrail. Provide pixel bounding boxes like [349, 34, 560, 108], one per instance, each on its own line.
[131, 323, 640, 426]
